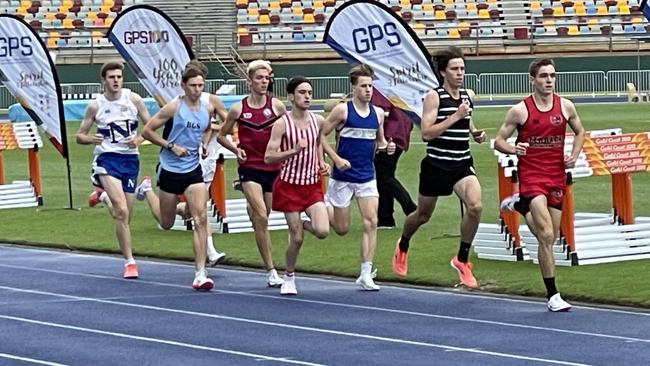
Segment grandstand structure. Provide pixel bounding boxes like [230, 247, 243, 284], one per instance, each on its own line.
[2, 0, 650, 64]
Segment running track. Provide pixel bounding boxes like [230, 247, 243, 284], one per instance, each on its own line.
[0, 244, 648, 366]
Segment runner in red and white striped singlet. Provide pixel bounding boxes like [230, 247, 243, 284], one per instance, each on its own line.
[264, 76, 330, 296]
[278, 112, 320, 186]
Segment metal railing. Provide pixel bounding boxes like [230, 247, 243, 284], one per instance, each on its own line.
[2, 70, 649, 109]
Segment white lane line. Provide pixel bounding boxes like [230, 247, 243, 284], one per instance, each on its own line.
[0, 353, 70, 366]
[0, 286, 593, 366]
[2, 245, 649, 318]
[0, 264, 648, 345]
[0, 315, 327, 366]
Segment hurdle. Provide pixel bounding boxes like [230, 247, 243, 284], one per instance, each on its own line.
[0, 121, 43, 209]
[474, 129, 650, 266]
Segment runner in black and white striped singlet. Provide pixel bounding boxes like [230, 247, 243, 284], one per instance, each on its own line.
[392, 46, 487, 290]
[426, 86, 474, 171]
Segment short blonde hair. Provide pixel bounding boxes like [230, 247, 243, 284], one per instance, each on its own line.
[246, 59, 272, 78]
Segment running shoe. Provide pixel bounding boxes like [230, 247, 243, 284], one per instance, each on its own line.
[547, 293, 572, 312]
[450, 256, 478, 288]
[192, 270, 214, 291]
[135, 176, 152, 201]
[355, 269, 380, 291]
[267, 269, 284, 287]
[392, 239, 408, 277]
[88, 188, 104, 207]
[500, 193, 520, 212]
[280, 274, 297, 295]
[123, 263, 139, 279]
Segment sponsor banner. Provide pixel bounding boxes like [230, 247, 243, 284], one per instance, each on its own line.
[107, 5, 193, 106]
[323, 0, 440, 124]
[0, 15, 67, 157]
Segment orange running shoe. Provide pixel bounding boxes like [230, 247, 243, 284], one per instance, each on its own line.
[88, 188, 104, 208]
[450, 256, 478, 288]
[123, 263, 139, 279]
[392, 239, 408, 277]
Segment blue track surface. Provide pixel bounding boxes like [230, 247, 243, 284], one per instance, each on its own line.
[0, 244, 648, 366]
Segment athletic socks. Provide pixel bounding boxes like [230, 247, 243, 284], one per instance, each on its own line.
[543, 277, 558, 299]
[125, 258, 136, 266]
[206, 236, 218, 257]
[457, 241, 472, 262]
[361, 261, 373, 275]
[399, 236, 411, 252]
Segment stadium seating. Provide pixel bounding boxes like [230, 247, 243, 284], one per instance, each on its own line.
[235, 0, 507, 45]
[0, 0, 137, 49]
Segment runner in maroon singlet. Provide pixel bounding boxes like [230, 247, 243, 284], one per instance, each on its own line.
[494, 58, 586, 312]
[218, 59, 287, 287]
[264, 76, 330, 295]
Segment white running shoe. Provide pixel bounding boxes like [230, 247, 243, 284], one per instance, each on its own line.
[135, 176, 152, 201]
[547, 293, 572, 312]
[500, 193, 520, 212]
[267, 269, 284, 287]
[192, 270, 214, 291]
[280, 275, 297, 295]
[355, 269, 380, 291]
[207, 251, 226, 267]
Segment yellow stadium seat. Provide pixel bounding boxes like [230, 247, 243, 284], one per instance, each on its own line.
[400, 0, 410, 7]
[313, 0, 324, 9]
[257, 14, 269, 24]
[478, 9, 489, 18]
[62, 0, 73, 7]
[16, 7, 27, 16]
[573, 0, 584, 7]
[20, 0, 30, 8]
[63, 18, 74, 29]
[448, 28, 460, 38]
[269, 1, 281, 10]
[103, 0, 114, 6]
[303, 13, 315, 23]
[616, 0, 628, 5]
[87, 11, 98, 20]
[588, 18, 598, 26]
[568, 25, 579, 35]
[618, 5, 630, 15]
[47, 38, 58, 49]
[423, 3, 434, 12]
[575, 5, 586, 16]
[291, 7, 302, 15]
[467, 2, 477, 11]
[45, 12, 56, 20]
[597, 5, 607, 15]
[101, 5, 112, 13]
[632, 17, 643, 24]
[543, 19, 555, 27]
[237, 27, 249, 36]
[487, 0, 497, 4]
[105, 17, 113, 27]
[444, 0, 453, 5]
[459, 21, 470, 31]
[552, 6, 564, 16]
[236, 0, 248, 7]
[435, 10, 446, 19]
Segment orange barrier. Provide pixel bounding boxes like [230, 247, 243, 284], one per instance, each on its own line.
[560, 173, 575, 254]
[497, 161, 522, 255]
[209, 153, 227, 223]
[0, 122, 43, 205]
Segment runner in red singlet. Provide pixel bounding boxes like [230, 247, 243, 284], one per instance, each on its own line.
[264, 76, 330, 295]
[218, 59, 287, 288]
[494, 58, 586, 312]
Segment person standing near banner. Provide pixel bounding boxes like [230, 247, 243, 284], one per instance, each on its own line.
[495, 58, 585, 312]
[321, 64, 393, 291]
[371, 94, 417, 229]
[392, 46, 486, 289]
[138, 63, 215, 291]
[264, 76, 330, 295]
[76, 62, 151, 279]
[218, 59, 287, 287]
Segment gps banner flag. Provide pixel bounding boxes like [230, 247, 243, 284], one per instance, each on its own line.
[107, 5, 193, 107]
[324, 0, 440, 124]
[0, 14, 68, 157]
